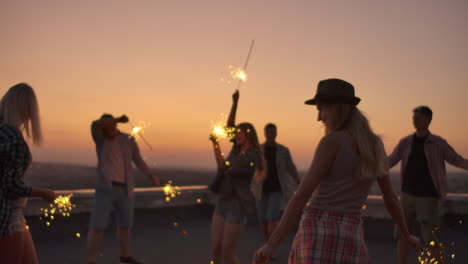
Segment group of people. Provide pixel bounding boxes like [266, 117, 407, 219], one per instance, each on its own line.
[208, 79, 468, 264]
[0, 80, 467, 264]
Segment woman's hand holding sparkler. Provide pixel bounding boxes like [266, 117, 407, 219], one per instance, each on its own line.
[209, 133, 218, 143]
[31, 188, 57, 203]
[42, 189, 57, 203]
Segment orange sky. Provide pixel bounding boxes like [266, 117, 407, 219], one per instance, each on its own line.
[1, 0, 467, 171]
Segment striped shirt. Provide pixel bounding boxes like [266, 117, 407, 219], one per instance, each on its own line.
[0, 125, 32, 238]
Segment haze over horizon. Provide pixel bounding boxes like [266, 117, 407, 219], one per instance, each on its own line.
[1, 0, 467, 171]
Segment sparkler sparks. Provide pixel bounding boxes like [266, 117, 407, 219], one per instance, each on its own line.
[39, 194, 75, 227]
[210, 114, 236, 141]
[220, 40, 255, 90]
[163, 181, 181, 202]
[229, 66, 248, 83]
[130, 121, 153, 151]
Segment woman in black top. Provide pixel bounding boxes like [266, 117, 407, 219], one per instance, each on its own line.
[209, 90, 265, 264]
[0, 83, 56, 264]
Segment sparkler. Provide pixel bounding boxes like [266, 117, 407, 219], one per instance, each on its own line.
[210, 114, 236, 140]
[39, 194, 75, 227]
[130, 122, 153, 151]
[221, 40, 255, 89]
[235, 39, 255, 90]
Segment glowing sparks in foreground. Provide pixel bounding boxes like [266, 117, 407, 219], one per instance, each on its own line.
[210, 114, 236, 140]
[76, 233, 81, 238]
[40, 194, 75, 227]
[163, 181, 181, 202]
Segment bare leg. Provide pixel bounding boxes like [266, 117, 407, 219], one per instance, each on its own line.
[87, 229, 104, 263]
[211, 214, 225, 264]
[117, 228, 131, 258]
[221, 223, 244, 264]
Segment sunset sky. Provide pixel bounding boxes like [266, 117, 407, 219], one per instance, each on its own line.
[1, 0, 467, 171]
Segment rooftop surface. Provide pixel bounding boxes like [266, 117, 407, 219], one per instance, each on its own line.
[28, 205, 468, 264]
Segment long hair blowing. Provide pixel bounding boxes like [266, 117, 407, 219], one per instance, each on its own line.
[233, 122, 266, 172]
[0, 83, 43, 144]
[324, 104, 387, 179]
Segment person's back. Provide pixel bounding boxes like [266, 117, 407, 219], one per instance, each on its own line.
[308, 131, 374, 214]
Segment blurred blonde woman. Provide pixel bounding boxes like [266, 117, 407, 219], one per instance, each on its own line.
[253, 79, 420, 264]
[0, 83, 56, 264]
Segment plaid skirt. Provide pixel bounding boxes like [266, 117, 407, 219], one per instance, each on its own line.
[289, 208, 369, 264]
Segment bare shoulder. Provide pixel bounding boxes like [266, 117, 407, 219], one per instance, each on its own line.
[317, 132, 340, 152]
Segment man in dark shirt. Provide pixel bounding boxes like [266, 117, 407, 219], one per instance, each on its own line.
[389, 106, 468, 264]
[255, 123, 300, 242]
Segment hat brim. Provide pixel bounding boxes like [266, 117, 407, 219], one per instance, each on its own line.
[304, 96, 361, 105]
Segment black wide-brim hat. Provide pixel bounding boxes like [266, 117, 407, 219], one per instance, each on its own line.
[305, 78, 361, 105]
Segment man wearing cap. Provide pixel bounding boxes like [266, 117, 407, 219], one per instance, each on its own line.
[389, 106, 468, 264]
[86, 114, 161, 264]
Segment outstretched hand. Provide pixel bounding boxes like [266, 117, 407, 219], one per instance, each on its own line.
[232, 89, 239, 103]
[42, 189, 57, 204]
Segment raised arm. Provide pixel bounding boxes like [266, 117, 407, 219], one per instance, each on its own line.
[253, 133, 339, 263]
[91, 115, 129, 143]
[227, 90, 239, 128]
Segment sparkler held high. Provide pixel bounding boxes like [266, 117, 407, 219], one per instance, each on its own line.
[235, 39, 255, 90]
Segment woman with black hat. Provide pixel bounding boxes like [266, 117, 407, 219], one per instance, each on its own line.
[252, 79, 420, 264]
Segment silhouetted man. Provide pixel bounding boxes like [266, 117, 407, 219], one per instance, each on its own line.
[389, 106, 468, 264]
[86, 114, 160, 264]
[255, 123, 300, 242]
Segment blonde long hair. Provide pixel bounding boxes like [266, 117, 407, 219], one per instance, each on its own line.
[324, 104, 387, 179]
[0, 83, 43, 144]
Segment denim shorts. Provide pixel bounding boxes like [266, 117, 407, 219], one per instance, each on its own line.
[214, 197, 248, 225]
[256, 191, 282, 222]
[89, 185, 134, 230]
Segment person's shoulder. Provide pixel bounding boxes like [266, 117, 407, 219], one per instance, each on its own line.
[275, 143, 289, 151]
[398, 134, 414, 144]
[427, 133, 448, 145]
[320, 132, 341, 147]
